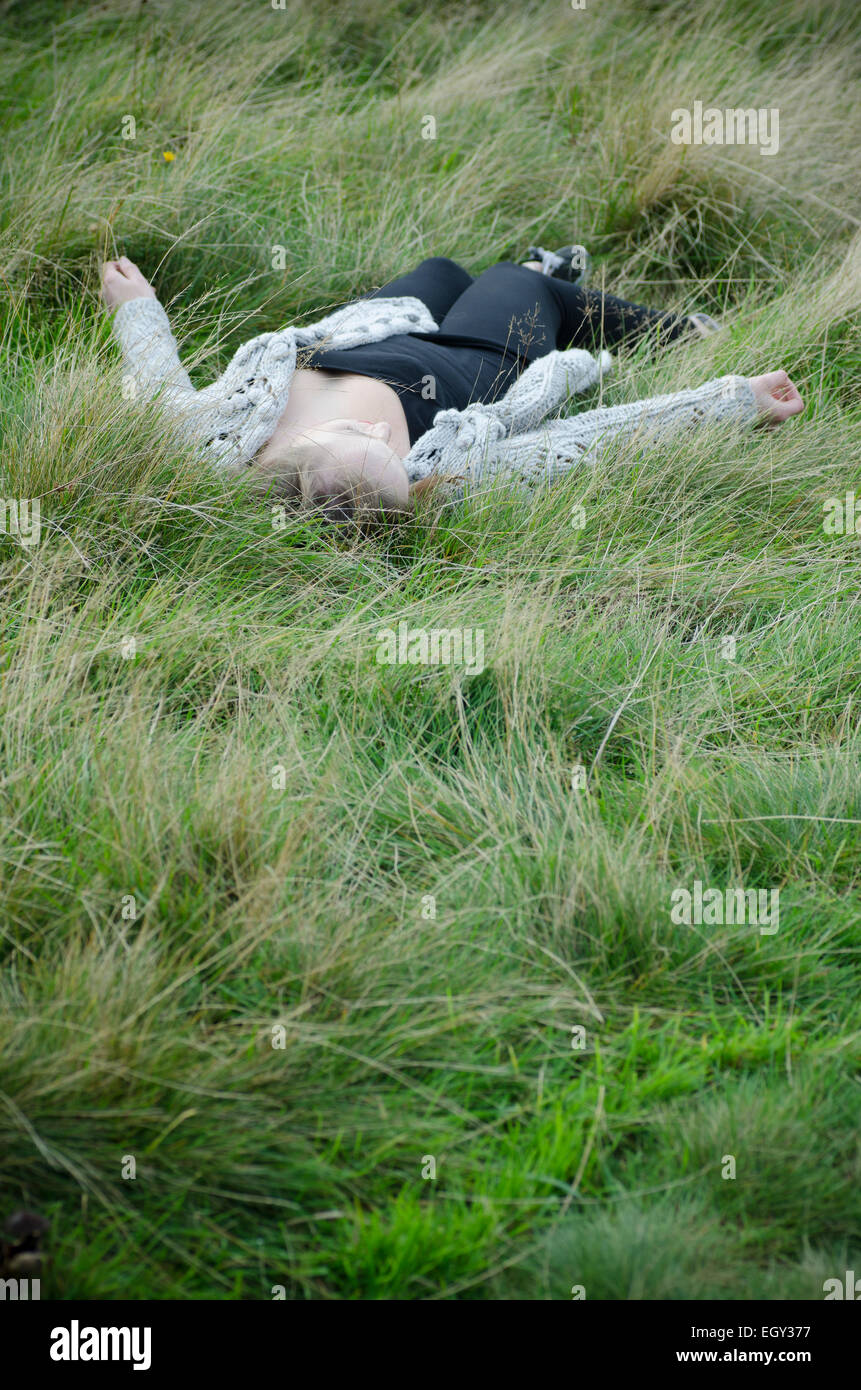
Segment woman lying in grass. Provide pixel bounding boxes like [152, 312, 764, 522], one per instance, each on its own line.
[102, 248, 803, 519]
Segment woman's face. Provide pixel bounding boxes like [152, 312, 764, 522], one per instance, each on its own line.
[296, 419, 410, 513]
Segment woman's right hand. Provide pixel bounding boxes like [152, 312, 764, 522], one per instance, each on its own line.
[748, 370, 804, 425]
[101, 256, 156, 309]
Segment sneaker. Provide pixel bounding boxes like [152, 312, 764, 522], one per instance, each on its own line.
[686, 311, 723, 339]
[525, 244, 592, 287]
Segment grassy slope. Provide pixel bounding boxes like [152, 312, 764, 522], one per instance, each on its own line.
[0, 0, 859, 1299]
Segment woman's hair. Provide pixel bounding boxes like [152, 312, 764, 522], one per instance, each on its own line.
[250, 433, 413, 522]
[251, 435, 315, 500]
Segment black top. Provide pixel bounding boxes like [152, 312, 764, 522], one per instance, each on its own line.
[303, 332, 530, 446]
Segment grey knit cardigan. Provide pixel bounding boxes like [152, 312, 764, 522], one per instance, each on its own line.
[112, 294, 758, 490]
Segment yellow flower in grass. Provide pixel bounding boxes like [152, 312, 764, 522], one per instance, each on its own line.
[162, 150, 175, 162]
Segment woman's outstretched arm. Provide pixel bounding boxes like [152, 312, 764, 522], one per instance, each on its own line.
[102, 257, 196, 403]
[440, 370, 804, 493]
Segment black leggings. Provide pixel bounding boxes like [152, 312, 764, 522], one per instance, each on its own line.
[309, 257, 693, 444]
[365, 256, 690, 358]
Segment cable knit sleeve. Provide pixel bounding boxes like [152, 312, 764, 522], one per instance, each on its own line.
[110, 297, 196, 404]
[464, 375, 760, 489]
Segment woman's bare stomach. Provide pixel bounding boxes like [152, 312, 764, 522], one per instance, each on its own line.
[271, 366, 412, 458]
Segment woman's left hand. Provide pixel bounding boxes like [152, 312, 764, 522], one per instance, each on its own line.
[101, 256, 156, 309]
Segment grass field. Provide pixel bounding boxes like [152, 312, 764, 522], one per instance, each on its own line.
[1, 0, 859, 1300]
